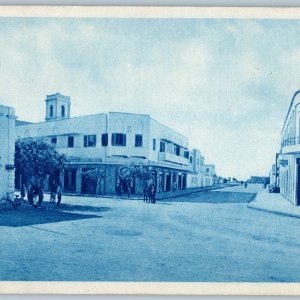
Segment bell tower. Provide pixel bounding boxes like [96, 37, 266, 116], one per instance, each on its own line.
[45, 93, 71, 121]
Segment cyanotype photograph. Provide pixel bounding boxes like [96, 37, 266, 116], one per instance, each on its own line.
[0, 6, 300, 295]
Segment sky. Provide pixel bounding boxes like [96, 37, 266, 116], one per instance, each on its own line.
[1, 17, 300, 180]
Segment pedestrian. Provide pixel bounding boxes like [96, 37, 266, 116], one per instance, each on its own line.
[50, 181, 57, 203]
[149, 184, 156, 204]
[244, 182, 248, 188]
[20, 183, 26, 200]
[27, 183, 33, 205]
[30, 183, 39, 207]
[143, 185, 149, 203]
[37, 185, 44, 207]
[56, 184, 62, 206]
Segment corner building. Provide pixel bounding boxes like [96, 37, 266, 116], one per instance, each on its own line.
[279, 90, 300, 205]
[16, 93, 193, 196]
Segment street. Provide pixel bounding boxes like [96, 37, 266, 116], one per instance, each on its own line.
[1, 184, 300, 282]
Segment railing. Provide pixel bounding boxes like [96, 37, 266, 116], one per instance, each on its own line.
[281, 136, 300, 147]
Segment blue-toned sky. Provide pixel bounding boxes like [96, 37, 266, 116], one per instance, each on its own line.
[0, 17, 299, 180]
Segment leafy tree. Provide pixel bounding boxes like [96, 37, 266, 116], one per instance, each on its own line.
[134, 166, 152, 184]
[15, 138, 67, 186]
[81, 168, 104, 195]
[116, 165, 152, 197]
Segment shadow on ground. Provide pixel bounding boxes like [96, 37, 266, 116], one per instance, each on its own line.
[0, 204, 112, 227]
[160, 191, 257, 204]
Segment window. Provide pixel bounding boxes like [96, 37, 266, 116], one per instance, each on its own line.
[160, 141, 165, 152]
[153, 138, 156, 151]
[84, 135, 97, 147]
[135, 134, 143, 147]
[111, 133, 126, 146]
[184, 151, 189, 159]
[68, 136, 74, 148]
[50, 105, 53, 117]
[61, 105, 65, 118]
[190, 156, 193, 163]
[51, 137, 57, 145]
[174, 145, 180, 156]
[102, 133, 108, 146]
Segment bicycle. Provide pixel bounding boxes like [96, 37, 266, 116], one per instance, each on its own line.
[0, 193, 22, 209]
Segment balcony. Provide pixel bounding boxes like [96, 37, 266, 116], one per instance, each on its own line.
[281, 136, 300, 154]
[158, 152, 189, 166]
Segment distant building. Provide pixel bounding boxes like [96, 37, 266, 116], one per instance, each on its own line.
[187, 149, 205, 188]
[247, 176, 269, 184]
[0, 105, 15, 198]
[278, 90, 300, 205]
[16, 93, 195, 196]
[204, 164, 216, 187]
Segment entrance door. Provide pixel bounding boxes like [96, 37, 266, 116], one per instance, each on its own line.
[166, 173, 171, 192]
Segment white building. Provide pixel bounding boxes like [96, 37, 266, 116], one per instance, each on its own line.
[204, 164, 216, 187]
[0, 105, 15, 198]
[278, 90, 300, 205]
[16, 93, 193, 196]
[187, 149, 205, 188]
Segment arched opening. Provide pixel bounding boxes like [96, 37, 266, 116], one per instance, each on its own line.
[61, 105, 65, 118]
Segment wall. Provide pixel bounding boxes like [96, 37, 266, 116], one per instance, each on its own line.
[0, 105, 15, 198]
[16, 113, 107, 159]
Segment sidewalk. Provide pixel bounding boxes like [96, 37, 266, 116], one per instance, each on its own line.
[248, 189, 300, 219]
[37, 184, 234, 201]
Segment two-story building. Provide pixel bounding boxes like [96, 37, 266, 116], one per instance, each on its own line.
[0, 105, 15, 198]
[278, 90, 300, 205]
[16, 93, 193, 196]
[204, 164, 216, 187]
[187, 149, 205, 188]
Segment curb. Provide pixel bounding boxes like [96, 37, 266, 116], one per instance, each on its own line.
[247, 203, 300, 220]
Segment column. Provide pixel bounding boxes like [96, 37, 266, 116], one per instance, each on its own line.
[76, 167, 82, 194]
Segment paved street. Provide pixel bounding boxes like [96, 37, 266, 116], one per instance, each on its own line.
[1, 184, 300, 282]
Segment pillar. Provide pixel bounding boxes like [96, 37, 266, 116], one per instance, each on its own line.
[76, 167, 82, 194]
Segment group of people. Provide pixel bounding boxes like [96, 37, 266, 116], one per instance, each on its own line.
[20, 181, 62, 207]
[143, 183, 156, 204]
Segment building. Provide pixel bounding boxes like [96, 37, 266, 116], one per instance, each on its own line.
[204, 164, 216, 187]
[247, 176, 270, 184]
[16, 93, 195, 196]
[187, 149, 205, 188]
[278, 90, 300, 205]
[0, 105, 15, 198]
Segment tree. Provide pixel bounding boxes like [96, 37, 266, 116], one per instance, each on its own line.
[134, 166, 152, 185]
[15, 138, 67, 186]
[116, 166, 135, 196]
[81, 168, 104, 195]
[116, 165, 153, 197]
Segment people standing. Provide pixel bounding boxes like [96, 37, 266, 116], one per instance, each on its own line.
[50, 181, 57, 203]
[143, 185, 149, 203]
[56, 184, 62, 206]
[27, 183, 33, 205]
[30, 183, 39, 207]
[149, 183, 156, 204]
[37, 184, 44, 207]
[20, 183, 26, 200]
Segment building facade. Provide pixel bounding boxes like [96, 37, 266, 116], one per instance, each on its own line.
[279, 90, 300, 205]
[0, 105, 15, 198]
[16, 93, 197, 196]
[187, 149, 205, 188]
[204, 164, 216, 187]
